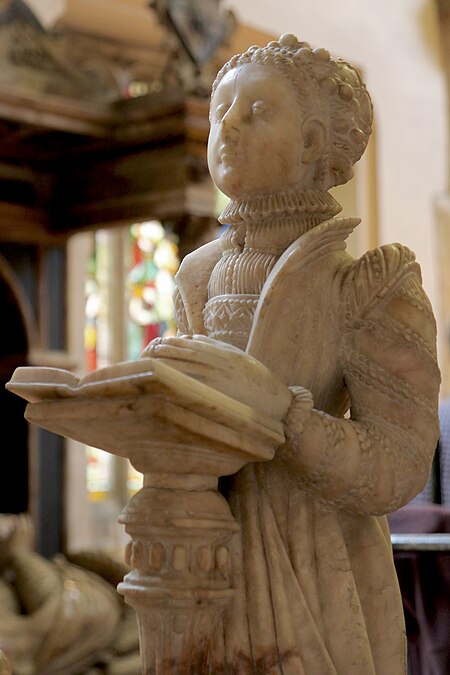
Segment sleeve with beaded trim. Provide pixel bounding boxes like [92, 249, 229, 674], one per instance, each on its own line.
[279, 243, 440, 515]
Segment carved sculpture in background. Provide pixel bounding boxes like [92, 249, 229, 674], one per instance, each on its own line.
[7, 34, 440, 674]
[0, 650, 11, 675]
[0, 514, 141, 674]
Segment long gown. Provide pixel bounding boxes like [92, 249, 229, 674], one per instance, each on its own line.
[173, 187, 440, 674]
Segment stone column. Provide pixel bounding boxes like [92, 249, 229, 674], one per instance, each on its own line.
[434, 0, 450, 393]
[118, 472, 237, 674]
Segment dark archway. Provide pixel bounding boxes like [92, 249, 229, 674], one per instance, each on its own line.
[0, 263, 29, 513]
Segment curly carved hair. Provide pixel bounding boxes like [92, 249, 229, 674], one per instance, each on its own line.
[211, 34, 373, 190]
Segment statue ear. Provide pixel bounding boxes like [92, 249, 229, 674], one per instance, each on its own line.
[301, 118, 327, 164]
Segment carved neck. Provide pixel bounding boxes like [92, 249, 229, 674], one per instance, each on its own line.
[207, 188, 342, 302]
[218, 186, 341, 232]
[206, 189, 341, 348]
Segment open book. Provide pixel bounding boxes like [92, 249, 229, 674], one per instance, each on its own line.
[7, 357, 287, 451]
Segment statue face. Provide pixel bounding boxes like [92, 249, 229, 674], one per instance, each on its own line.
[208, 63, 321, 199]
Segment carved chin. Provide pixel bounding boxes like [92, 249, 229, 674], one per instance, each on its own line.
[215, 169, 243, 199]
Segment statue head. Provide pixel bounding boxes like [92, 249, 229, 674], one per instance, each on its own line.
[208, 34, 373, 200]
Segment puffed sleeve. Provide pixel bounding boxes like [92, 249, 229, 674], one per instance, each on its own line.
[279, 244, 441, 515]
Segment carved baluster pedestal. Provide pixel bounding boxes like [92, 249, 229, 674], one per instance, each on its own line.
[6, 358, 287, 674]
[117, 471, 238, 675]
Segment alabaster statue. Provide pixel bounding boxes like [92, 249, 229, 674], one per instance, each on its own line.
[141, 34, 441, 673]
[6, 34, 440, 675]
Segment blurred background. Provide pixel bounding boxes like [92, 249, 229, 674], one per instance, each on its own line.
[0, 0, 447, 559]
[0, 2, 448, 673]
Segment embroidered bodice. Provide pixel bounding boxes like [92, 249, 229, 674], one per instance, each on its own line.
[203, 187, 341, 349]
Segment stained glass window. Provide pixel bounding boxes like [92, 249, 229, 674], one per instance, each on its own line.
[126, 221, 179, 360]
[83, 222, 180, 511]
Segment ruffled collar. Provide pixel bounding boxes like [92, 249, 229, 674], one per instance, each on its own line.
[218, 186, 342, 227]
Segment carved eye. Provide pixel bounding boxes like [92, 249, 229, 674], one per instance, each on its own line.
[252, 100, 270, 117]
[214, 103, 230, 121]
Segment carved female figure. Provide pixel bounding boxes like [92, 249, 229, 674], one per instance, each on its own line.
[146, 35, 440, 675]
[145, 34, 441, 674]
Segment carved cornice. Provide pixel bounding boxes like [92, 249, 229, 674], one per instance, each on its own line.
[0, 1, 115, 101]
[0, 1, 226, 238]
[0, 0, 237, 105]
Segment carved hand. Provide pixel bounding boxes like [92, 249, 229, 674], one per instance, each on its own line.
[142, 334, 291, 421]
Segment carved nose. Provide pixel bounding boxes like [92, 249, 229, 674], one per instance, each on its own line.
[221, 115, 239, 143]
